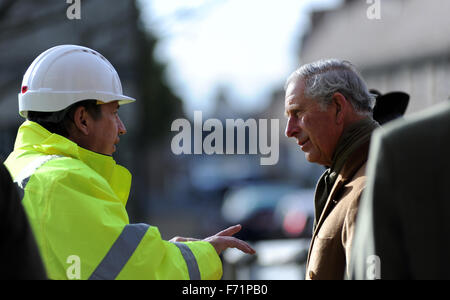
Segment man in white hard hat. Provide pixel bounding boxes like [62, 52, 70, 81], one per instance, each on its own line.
[4, 45, 255, 280]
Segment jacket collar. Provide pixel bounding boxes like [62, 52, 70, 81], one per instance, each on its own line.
[14, 121, 131, 205]
[312, 118, 378, 231]
[306, 140, 371, 271]
[314, 140, 370, 236]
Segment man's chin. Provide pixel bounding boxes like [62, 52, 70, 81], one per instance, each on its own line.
[305, 153, 315, 163]
[305, 152, 320, 165]
[305, 153, 330, 167]
[102, 145, 116, 156]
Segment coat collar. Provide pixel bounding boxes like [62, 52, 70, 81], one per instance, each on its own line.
[312, 139, 370, 239]
[306, 140, 370, 273]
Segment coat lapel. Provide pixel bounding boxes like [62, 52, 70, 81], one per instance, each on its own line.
[314, 175, 345, 234]
[306, 141, 371, 268]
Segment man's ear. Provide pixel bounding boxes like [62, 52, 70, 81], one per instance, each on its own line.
[332, 92, 348, 124]
[72, 106, 90, 136]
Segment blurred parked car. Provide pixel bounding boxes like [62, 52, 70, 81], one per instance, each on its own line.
[221, 182, 315, 241]
[274, 189, 315, 239]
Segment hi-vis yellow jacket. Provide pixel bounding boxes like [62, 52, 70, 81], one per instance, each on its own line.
[5, 121, 222, 280]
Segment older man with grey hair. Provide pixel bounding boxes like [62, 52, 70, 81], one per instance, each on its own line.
[284, 59, 379, 279]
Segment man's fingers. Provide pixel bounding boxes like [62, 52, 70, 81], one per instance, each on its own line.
[205, 235, 256, 255]
[223, 236, 256, 254]
[204, 225, 256, 255]
[169, 236, 200, 243]
[215, 224, 242, 237]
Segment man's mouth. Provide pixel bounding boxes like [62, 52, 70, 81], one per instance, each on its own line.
[297, 138, 311, 151]
[297, 138, 309, 147]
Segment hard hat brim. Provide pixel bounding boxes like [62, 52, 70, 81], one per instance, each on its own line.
[19, 91, 136, 118]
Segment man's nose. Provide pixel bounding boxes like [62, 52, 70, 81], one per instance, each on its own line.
[285, 117, 299, 138]
[117, 116, 127, 136]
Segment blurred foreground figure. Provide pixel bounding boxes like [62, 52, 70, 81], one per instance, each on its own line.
[351, 101, 450, 280]
[4, 45, 254, 280]
[0, 162, 46, 279]
[284, 59, 379, 279]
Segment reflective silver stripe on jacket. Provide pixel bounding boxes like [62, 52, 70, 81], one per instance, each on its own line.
[89, 223, 150, 280]
[172, 242, 201, 280]
[14, 155, 63, 190]
[89, 225, 201, 279]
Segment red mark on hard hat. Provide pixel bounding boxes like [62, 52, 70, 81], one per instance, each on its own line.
[21, 86, 28, 93]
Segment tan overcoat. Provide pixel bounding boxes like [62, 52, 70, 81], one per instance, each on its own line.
[305, 142, 369, 280]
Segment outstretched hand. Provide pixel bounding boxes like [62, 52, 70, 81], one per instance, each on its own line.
[204, 224, 256, 255]
[170, 224, 256, 256]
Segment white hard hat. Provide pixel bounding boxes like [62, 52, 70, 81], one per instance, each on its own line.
[19, 45, 135, 118]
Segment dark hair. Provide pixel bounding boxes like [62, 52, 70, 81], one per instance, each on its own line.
[27, 100, 102, 137]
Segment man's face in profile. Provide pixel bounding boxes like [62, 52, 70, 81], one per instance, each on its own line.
[284, 80, 341, 167]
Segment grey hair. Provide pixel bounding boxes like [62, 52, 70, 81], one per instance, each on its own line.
[285, 59, 375, 115]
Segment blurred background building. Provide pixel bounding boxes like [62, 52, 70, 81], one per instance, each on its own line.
[299, 0, 450, 113]
[0, 0, 448, 279]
